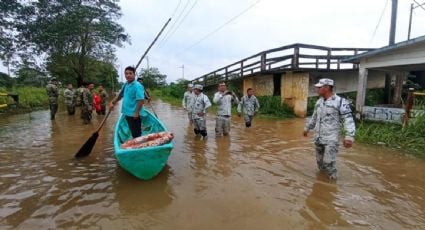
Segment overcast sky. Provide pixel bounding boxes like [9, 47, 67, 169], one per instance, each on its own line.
[2, 0, 425, 82]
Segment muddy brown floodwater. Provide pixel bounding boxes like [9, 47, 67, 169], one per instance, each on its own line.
[1, 100, 425, 229]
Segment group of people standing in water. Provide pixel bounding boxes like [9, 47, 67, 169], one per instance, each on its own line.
[182, 82, 260, 138]
[182, 78, 356, 181]
[45, 78, 109, 123]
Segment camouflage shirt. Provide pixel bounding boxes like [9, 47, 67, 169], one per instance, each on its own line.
[182, 91, 194, 111]
[237, 95, 260, 116]
[304, 94, 355, 144]
[82, 88, 93, 109]
[46, 83, 58, 98]
[213, 91, 239, 116]
[99, 90, 109, 106]
[64, 89, 75, 105]
[190, 93, 211, 120]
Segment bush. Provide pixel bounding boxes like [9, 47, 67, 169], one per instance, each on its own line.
[256, 96, 294, 118]
[356, 114, 425, 156]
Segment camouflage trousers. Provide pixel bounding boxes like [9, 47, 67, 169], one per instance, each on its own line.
[244, 114, 254, 127]
[187, 112, 193, 124]
[49, 103, 58, 120]
[215, 115, 231, 136]
[66, 104, 75, 115]
[193, 118, 207, 137]
[314, 142, 338, 178]
[82, 106, 92, 124]
[48, 97, 58, 120]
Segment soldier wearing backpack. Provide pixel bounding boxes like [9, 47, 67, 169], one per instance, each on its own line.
[190, 84, 211, 138]
[237, 88, 260, 127]
[303, 78, 355, 180]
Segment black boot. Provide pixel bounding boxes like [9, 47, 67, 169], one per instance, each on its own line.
[194, 129, 200, 135]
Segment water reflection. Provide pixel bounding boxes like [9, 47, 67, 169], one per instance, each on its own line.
[114, 166, 174, 214]
[302, 174, 349, 228]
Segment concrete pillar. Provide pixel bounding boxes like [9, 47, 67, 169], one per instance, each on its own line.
[393, 72, 405, 107]
[356, 66, 368, 119]
[281, 72, 309, 117]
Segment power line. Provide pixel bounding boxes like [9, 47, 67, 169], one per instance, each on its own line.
[413, 0, 425, 10]
[158, 0, 192, 47]
[170, 0, 182, 19]
[370, 0, 389, 44]
[175, 0, 261, 57]
[160, 0, 200, 47]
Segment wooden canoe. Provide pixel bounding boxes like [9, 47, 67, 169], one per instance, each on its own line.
[113, 110, 173, 180]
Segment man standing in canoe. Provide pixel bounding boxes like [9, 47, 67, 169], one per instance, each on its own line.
[182, 83, 194, 124]
[303, 78, 355, 180]
[213, 82, 239, 136]
[237, 88, 260, 128]
[191, 84, 211, 138]
[46, 77, 59, 120]
[110, 66, 145, 138]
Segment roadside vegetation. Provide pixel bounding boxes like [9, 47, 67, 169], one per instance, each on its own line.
[152, 79, 294, 118]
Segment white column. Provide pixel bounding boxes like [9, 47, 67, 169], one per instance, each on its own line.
[356, 66, 368, 119]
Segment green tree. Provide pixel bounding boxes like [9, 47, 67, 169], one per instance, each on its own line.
[138, 67, 167, 89]
[0, 72, 14, 88]
[16, 0, 129, 86]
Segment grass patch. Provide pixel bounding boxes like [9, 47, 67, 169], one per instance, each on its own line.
[356, 115, 425, 157]
[0, 86, 49, 113]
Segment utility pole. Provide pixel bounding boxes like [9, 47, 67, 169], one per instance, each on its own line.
[408, 3, 414, 40]
[389, 0, 398, 45]
[179, 65, 185, 79]
[408, 1, 425, 40]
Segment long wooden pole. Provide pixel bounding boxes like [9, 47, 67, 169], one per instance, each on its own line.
[135, 18, 171, 70]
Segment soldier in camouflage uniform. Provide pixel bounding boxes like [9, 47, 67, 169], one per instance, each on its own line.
[213, 82, 239, 136]
[82, 83, 94, 124]
[98, 85, 109, 115]
[303, 78, 355, 180]
[64, 84, 75, 115]
[190, 84, 211, 138]
[237, 88, 260, 127]
[182, 83, 194, 124]
[46, 77, 59, 120]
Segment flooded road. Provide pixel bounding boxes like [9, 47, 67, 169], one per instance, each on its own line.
[1, 100, 425, 229]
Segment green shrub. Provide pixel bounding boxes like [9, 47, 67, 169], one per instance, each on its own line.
[356, 114, 425, 156]
[256, 96, 294, 118]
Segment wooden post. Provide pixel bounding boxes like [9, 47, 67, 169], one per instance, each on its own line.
[260, 53, 266, 72]
[356, 66, 368, 119]
[315, 58, 319, 69]
[326, 49, 331, 70]
[403, 88, 415, 127]
[292, 47, 299, 69]
[240, 62, 244, 77]
[225, 67, 229, 82]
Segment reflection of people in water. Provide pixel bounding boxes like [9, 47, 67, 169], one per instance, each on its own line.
[188, 126, 208, 178]
[114, 165, 174, 214]
[303, 174, 349, 227]
[213, 137, 232, 177]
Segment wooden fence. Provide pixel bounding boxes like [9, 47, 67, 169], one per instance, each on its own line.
[191, 43, 374, 87]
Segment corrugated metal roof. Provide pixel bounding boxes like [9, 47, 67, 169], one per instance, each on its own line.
[343, 35, 425, 63]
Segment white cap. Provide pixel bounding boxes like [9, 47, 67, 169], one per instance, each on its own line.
[314, 78, 334, 87]
[193, 84, 203, 90]
[187, 83, 193, 88]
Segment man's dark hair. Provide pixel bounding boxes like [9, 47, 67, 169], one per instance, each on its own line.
[125, 66, 136, 73]
[247, 88, 253, 92]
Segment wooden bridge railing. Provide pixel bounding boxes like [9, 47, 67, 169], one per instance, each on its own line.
[191, 43, 374, 87]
